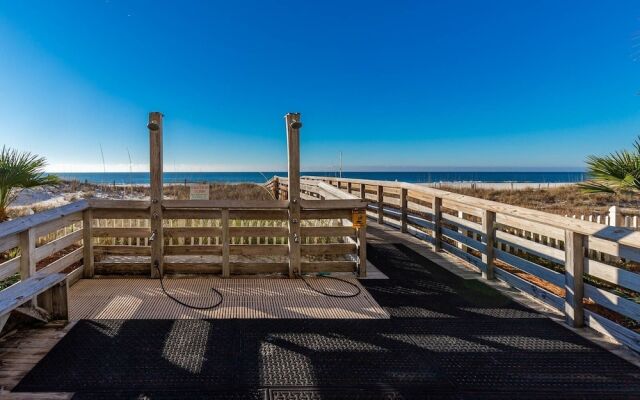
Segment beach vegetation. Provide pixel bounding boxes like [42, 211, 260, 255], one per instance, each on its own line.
[578, 137, 640, 195]
[0, 146, 59, 221]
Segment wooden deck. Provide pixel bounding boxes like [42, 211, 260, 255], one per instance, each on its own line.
[69, 277, 388, 320]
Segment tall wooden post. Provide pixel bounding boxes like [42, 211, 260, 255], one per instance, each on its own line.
[286, 113, 302, 277]
[82, 209, 94, 278]
[433, 197, 442, 251]
[377, 185, 384, 224]
[482, 210, 495, 279]
[273, 177, 280, 199]
[149, 112, 164, 278]
[400, 188, 408, 233]
[360, 183, 366, 200]
[19, 228, 36, 306]
[564, 230, 585, 327]
[221, 208, 230, 278]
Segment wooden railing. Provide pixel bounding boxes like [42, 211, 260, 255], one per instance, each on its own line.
[282, 175, 640, 353]
[0, 196, 368, 315]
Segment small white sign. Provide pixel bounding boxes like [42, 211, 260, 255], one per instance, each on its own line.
[189, 184, 210, 200]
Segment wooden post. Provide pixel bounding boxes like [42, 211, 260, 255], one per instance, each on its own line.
[273, 177, 280, 199]
[19, 228, 36, 305]
[400, 188, 408, 233]
[377, 185, 384, 224]
[360, 183, 366, 200]
[221, 208, 230, 277]
[149, 112, 164, 278]
[286, 113, 302, 277]
[482, 210, 496, 279]
[608, 205, 622, 227]
[564, 230, 585, 327]
[457, 210, 468, 253]
[433, 197, 442, 251]
[347, 182, 352, 194]
[357, 225, 367, 277]
[82, 209, 94, 278]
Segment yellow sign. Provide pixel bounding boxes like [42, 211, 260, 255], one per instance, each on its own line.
[352, 209, 367, 228]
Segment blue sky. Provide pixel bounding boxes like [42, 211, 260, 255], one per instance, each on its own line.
[0, 1, 639, 172]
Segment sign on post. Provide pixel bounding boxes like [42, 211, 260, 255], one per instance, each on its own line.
[352, 209, 367, 228]
[190, 184, 210, 200]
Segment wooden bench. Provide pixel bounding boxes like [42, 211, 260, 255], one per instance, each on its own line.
[0, 273, 69, 333]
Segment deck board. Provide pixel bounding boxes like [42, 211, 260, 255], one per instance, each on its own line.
[69, 277, 389, 320]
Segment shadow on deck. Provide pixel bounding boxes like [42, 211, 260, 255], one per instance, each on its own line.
[9, 242, 640, 399]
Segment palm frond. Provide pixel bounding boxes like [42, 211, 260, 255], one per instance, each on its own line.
[0, 146, 59, 219]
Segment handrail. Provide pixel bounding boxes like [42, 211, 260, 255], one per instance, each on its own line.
[294, 176, 640, 247]
[0, 200, 89, 240]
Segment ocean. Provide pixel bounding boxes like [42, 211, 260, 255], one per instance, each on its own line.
[51, 171, 587, 185]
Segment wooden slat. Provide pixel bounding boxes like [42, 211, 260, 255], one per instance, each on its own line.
[88, 199, 149, 209]
[38, 247, 83, 275]
[164, 227, 222, 238]
[301, 226, 355, 237]
[92, 208, 150, 219]
[163, 209, 222, 219]
[94, 245, 151, 256]
[495, 249, 565, 287]
[496, 213, 565, 240]
[0, 256, 20, 281]
[164, 263, 223, 274]
[587, 236, 640, 263]
[406, 214, 436, 231]
[35, 229, 83, 262]
[584, 283, 640, 321]
[495, 230, 565, 264]
[229, 226, 288, 237]
[584, 258, 640, 291]
[585, 309, 640, 353]
[229, 244, 288, 256]
[494, 266, 565, 311]
[230, 262, 289, 274]
[301, 243, 357, 255]
[229, 209, 288, 220]
[94, 262, 149, 275]
[163, 199, 289, 209]
[0, 200, 88, 239]
[0, 273, 67, 314]
[34, 212, 82, 238]
[0, 234, 19, 254]
[301, 209, 351, 220]
[441, 241, 486, 271]
[93, 227, 151, 238]
[441, 227, 486, 253]
[300, 199, 367, 210]
[301, 261, 357, 273]
[440, 213, 483, 233]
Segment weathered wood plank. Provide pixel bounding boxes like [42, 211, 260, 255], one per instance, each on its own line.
[38, 247, 83, 275]
[163, 199, 289, 209]
[35, 229, 83, 262]
[94, 245, 152, 256]
[301, 243, 357, 255]
[495, 249, 564, 287]
[584, 283, 640, 321]
[93, 227, 151, 238]
[301, 261, 357, 273]
[0, 201, 88, 239]
[494, 266, 565, 311]
[0, 256, 20, 281]
[164, 227, 222, 238]
[230, 244, 288, 256]
[0, 273, 67, 314]
[564, 231, 585, 327]
[300, 226, 355, 237]
[583, 257, 640, 291]
[229, 226, 288, 237]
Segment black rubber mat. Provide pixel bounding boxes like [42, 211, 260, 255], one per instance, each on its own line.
[13, 243, 640, 399]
